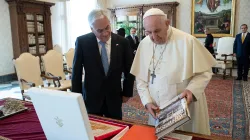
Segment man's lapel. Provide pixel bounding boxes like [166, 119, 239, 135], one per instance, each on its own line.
[89, 33, 105, 75]
[246, 33, 250, 42]
[242, 33, 247, 45]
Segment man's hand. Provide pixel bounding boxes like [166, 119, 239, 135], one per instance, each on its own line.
[122, 96, 130, 103]
[180, 89, 193, 105]
[233, 53, 236, 57]
[145, 103, 159, 119]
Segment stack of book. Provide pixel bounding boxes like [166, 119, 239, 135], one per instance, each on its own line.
[37, 23, 44, 32]
[26, 14, 34, 20]
[27, 22, 35, 32]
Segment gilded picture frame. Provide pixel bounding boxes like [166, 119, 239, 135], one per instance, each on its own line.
[191, 0, 236, 37]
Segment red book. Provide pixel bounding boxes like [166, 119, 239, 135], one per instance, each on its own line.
[120, 125, 157, 140]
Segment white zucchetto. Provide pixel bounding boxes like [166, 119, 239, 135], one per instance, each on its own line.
[143, 8, 167, 19]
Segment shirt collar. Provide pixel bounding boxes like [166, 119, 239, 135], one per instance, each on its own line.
[97, 37, 111, 45]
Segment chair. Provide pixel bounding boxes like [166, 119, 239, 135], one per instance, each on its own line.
[13, 53, 62, 100]
[64, 48, 75, 72]
[54, 44, 68, 71]
[213, 37, 235, 79]
[64, 48, 85, 81]
[53, 44, 63, 54]
[41, 50, 71, 90]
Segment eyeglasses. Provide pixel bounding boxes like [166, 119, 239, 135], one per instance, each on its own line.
[93, 25, 111, 34]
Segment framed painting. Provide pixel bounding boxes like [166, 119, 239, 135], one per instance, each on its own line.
[191, 0, 236, 37]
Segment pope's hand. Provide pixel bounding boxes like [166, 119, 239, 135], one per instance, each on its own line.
[145, 103, 159, 119]
[180, 89, 193, 105]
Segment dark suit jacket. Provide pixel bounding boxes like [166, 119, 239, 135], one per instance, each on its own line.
[126, 35, 139, 53]
[204, 34, 214, 54]
[233, 32, 250, 57]
[71, 32, 134, 114]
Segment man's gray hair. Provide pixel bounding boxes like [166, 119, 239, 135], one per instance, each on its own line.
[88, 9, 109, 27]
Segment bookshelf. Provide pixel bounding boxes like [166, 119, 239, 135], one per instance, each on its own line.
[6, 0, 54, 58]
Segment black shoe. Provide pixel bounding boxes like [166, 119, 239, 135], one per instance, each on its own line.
[235, 77, 242, 80]
[243, 77, 248, 81]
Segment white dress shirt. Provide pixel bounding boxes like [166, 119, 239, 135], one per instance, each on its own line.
[96, 37, 111, 64]
[130, 34, 136, 44]
[242, 32, 248, 38]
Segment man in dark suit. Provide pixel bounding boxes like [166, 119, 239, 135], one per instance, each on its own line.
[204, 27, 214, 54]
[117, 28, 125, 37]
[233, 24, 250, 81]
[126, 27, 139, 57]
[71, 9, 134, 120]
[204, 27, 215, 73]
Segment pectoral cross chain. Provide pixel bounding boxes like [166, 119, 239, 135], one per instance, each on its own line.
[151, 71, 156, 84]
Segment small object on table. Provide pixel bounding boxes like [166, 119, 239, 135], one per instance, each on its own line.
[0, 110, 3, 117]
[0, 99, 27, 119]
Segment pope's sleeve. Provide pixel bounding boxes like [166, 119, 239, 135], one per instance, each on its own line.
[136, 77, 153, 107]
[186, 70, 213, 101]
[185, 36, 215, 101]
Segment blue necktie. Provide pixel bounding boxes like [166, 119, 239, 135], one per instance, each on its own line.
[132, 35, 136, 44]
[99, 41, 109, 75]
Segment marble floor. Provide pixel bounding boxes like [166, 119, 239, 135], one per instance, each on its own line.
[0, 81, 23, 100]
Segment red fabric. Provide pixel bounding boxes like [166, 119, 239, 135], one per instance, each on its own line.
[0, 101, 46, 140]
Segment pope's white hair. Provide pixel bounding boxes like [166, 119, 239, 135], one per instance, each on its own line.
[88, 9, 109, 27]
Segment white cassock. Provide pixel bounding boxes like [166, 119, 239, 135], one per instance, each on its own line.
[130, 26, 217, 135]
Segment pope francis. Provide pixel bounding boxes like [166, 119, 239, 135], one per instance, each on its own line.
[130, 8, 216, 135]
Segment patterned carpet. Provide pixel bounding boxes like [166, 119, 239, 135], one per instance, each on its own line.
[242, 81, 250, 137]
[205, 77, 233, 138]
[232, 81, 249, 140]
[122, 87, 148, 124]
[122, 76, 250, 139]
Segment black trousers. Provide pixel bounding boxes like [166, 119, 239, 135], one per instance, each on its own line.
[90, 98, 122, 120]
[237, 56, 250, 78]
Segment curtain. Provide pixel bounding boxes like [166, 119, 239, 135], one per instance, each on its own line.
[51, 2, 67, 53]
[51, 0, 97, 53]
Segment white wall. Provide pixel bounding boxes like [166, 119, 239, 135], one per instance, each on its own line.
[0, 1, 15, 76]
[108, 0, 250, 45]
